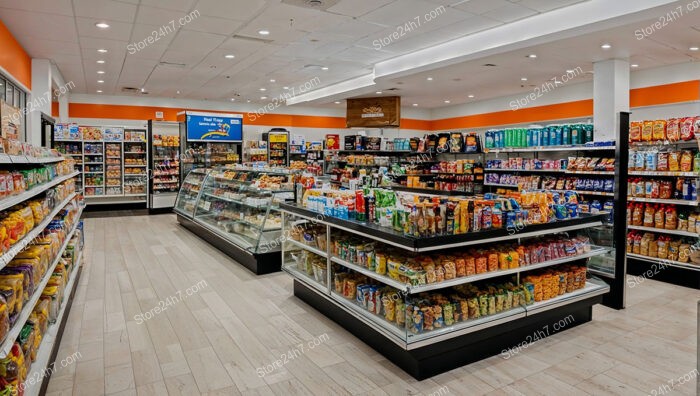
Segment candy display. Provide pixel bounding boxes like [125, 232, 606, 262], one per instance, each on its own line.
[336, 264, 588, 335]
[485, 174, 614, 193]
[332, 233, 592, 286]
[629, 117, 700, 143]
[487, 158, 566, 171]
[485, 124, 594, 149]
[567, 157, 615, 172]
[303, 189, 585, 235]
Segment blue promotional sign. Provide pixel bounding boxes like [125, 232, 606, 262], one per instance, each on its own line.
[186, 114, 243, 142]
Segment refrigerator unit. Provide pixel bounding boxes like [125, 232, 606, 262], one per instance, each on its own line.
[178, 111, 243, 177]
[265, 128, 289, 167]
[148, 120, 180, 210]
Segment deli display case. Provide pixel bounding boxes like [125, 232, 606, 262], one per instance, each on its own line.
[174, 166, 297, 274]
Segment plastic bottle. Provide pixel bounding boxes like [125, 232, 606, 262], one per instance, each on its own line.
[485, 131, 494, 149]
[562, 125, 571, 145]
[694, 152, 700, 173]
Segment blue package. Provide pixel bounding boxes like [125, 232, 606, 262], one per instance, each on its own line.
[566, 203, 578, 218]
[591, 200, 602, 213]
[604, 179, 614, 192]
[554, 204, 568, 219]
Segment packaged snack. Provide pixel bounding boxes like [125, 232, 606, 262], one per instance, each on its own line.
[665, 206, 678, 230]
[669, 151, 681, 171]
[680, 117, 696, 141]
[652, 119, 667, 141]
[630, 122, 642, 142]
[641, 121, 653, 141]
[666, 118, 680, 141]
[681, 151, 694, 172]
[443, 303, 454, 326]
[643, 205, 655, 227]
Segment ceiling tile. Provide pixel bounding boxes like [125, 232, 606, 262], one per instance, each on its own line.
[168, 30, 227, 53]
[72, 0, 138, 23]
[140, 0, 197, 12]
[181, 15, 243, 36]
[194, 0, 265, 21]
[118, 57, 158, 87]
[451, 0, 511, 15]
[135, 5, 196, 28]
[516, 0, 588, 13]
[483, 3, 538, 23]
[326, 0, 396, 18]
[160, 49, 207, 68]
[19, 37, 81, 57]
[75, 17, 133, 41]
[0, 9, 77, 44]
[0, 0, 73, 16]
[126, 24, 175, 60]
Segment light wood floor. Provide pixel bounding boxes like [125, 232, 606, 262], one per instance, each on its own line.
[45, 214, 699, 396]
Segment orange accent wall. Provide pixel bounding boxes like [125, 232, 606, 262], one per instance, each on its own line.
[630, 80, 700, 108]
[0, 21, 31, 90]
[431, 100, 594, 131]
[51, 102, 58, 117]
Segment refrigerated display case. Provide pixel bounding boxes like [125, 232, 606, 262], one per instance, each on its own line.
[148, 120, 180, 210]
[178, 111, 242, 179]
[266, 129, 289, 166]
[123, 130, 148, 197]
[174, 166, 297, 274]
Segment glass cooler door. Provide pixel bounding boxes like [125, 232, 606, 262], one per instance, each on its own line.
[174, 168, 208, 218]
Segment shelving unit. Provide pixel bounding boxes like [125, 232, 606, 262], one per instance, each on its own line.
[280, 203, 610, 378]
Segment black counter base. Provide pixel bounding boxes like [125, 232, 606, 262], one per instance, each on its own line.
[628, 258, 700, 290]
[294, 279, 600, 380]
[177, 214, 281, 275]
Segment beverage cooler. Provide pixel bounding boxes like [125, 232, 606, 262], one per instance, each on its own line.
[148, 120, 181, 210]
[178, 111, 243, 177]
[265, 128, 289, 166]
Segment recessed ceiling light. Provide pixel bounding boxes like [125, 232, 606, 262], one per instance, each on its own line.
[444, 100, 450, 104]
[521, 77, 528, 81]
[690, 46, 699, 51]
[566, 69, 575, 73]
[97, 71, 105, 74]
[412, 103, 418, 106]
[259, 88, 266, 91]
[601, 43, 612, 49]
[96, 90, 103, 93]
[269, 79, 276, 83]
[95, 22, 110, 29]
[426, 77, 433, 81]
[230, 98, 236, 101]
[140, 87, 146, 93]
[283, 86, 289, 90]
[258, 30, 270, 35]
[224, 54, 235, 59]
[261, 96, 268, 100]
[468, 94, 475, 98]
[97, 49, 108, 53]
[334, 101, 341, 104]
[97, 80, 104, 83]
[375, 91, 382, 94]
[96, 60, 105, 64]
[246, 99, 251, 103]
[631, 64, 639, 68]
[176, 90, 180, 94]
[527, 54, 537, 58]
[321, 66, 329, 70]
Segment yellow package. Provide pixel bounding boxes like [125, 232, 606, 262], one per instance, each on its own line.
[459, 200, 469, 234]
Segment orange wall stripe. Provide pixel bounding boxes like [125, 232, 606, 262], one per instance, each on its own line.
[402, 119, 432, 130]
[0, 21, 31, 90]
[51, 102, 59, 117]
[431, 100, 593, 130]
[630, 80, 700, 108]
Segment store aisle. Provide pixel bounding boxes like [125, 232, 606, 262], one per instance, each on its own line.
[45, 214, 698, 396]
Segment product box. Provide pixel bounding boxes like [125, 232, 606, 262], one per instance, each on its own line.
[344, 135, 357, 150]
[307, 141, 323, 151]
[326, 134, 339, 150]
[291, 134, 305, 146]
[364, 136, 382, 151]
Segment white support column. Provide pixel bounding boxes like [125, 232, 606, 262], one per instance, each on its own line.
[593, 59, 630, 141]
[29, 59, 52, 146]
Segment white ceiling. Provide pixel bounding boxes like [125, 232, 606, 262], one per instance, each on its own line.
[0, 0, 698, 111]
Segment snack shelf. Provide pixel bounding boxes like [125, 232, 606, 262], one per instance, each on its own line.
[628, 170, 699, 177]
[84, 162, 103, 165]
[125, 165, 147, 167]
[335, 150, 414, 154]
[286, 238, 328, 258]
[626, 253, 700, 272]
[483, 183, 518, 188]
[106, 156, 121, 159]
[565, 170, 615, 175]
[0, 154, 65, 164]
[282, 265, 327, 295]
[0, 205, 82, 357]
[522, 278, 610, 315]
[551, 190, 615, 197]
[627, 225, 699, 237]
[329, 291, 409, 341]
[485, 168, 566, 173]
[630, 140, 699, 147]
[0, 192, 77, 267]
[281, 204, 606, 252]
[124, 152, 145, 154]
[389, 186, 471, 196]
[0, 171, 79, 213]
[330, 247, 608, 294]
[24, 247, 82, 396]
[627, 197, 699, 206]
[486, 145, 615, 153]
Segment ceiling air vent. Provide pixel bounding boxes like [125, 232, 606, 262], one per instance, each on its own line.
[483, 63, 497, 67]
[281, 0, 340, 10]
[231, 34, 274, 44]
[121, 87, 149, 95]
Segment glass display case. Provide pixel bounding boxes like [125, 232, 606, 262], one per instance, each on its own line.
[175, 166, 297, 274]
[280, 202, 611, 379]
[149, 120, 180, 210]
